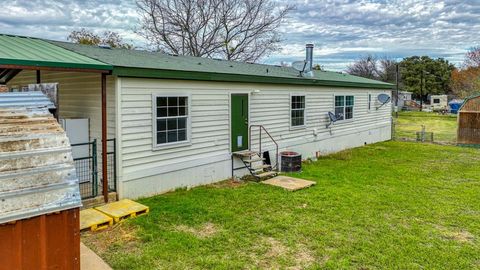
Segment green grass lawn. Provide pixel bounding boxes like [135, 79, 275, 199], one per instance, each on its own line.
[394, 111, 458, 142]
[83, 142, 480, 270]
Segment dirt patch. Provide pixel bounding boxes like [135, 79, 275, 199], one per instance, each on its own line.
[444, 230, 475, 243]
[249, 237, 317, 270]
[434, 225, 475, 244]
[82, 223, 141, 255]
[264, 237, 288, 258]
[290, 244, 316, 270]
[248, 237, 288, 269]
[208, 179, 246, 189]
[176, 222, 219, 238]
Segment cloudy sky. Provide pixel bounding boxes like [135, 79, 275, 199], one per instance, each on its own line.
[1, 0, 479, 71]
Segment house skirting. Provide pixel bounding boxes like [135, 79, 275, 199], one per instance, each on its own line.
[120, 124, 391, 199]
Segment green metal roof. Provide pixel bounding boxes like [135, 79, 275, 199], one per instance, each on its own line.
[0, 35, 112, 70]
[50, 41, 393, 89]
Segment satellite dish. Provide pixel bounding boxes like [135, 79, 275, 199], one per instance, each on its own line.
[376, 94, 391, 110]
[326, 111, 337, 128]
[328, 111, 337, 122]
[378, 94, 391, 104]
[292, 61, 307, 72]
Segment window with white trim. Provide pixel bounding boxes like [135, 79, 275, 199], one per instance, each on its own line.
[334, 95, 354, 121]
[155, 96, 189, 145]
[291, 95, 305, 127]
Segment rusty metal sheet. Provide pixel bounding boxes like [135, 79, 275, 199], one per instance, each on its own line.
[0, 95, 81, 224]
[0, 208, 80, 270]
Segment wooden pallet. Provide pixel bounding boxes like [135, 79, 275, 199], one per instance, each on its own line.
[95, 199, 149, 223]
[80, 209, 113, 232]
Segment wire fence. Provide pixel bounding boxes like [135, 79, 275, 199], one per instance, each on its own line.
[392, 112, 458, 145]
[72, 139, 116, 200]
[73, 140, 98, 199]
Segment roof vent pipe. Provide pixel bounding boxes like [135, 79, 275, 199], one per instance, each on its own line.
[306, 44, 314, 71]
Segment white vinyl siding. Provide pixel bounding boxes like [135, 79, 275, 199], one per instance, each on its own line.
[119, 78, 391, 194]
[119, 79, 229, 180]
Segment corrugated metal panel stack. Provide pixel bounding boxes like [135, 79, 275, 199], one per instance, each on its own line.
[0, 91, 55, 110]
[0, 93, 81, 223]
[0, 91, 82, 269]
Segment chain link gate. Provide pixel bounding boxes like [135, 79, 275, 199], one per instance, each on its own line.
[72, 139, 117, 200]
[72, 140, 98, 199]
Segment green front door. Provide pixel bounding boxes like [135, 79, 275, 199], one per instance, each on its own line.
[231, 94, 249, 152]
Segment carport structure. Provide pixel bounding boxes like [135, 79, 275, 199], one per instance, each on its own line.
[0, 34, 114, 203]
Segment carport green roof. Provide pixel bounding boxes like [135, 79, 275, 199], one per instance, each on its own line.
[0, 35, 111, 70]
[50, 41, 393, 89]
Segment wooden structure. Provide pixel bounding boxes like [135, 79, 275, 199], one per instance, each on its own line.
[457, 94, 480, 146]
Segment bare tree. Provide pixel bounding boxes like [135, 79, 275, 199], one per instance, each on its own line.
[136, 0, 294, 62]
[378, 58, 397, 84]
[465, 46, 480, 68]
[68, 28, 133, 49]
[347, 55, 398, 83]
[346, 55, 379, 80]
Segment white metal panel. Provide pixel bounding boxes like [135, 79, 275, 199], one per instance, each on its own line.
[60, 118, 90, 159]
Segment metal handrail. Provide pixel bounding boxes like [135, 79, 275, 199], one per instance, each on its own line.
[249, 125, 279, 170]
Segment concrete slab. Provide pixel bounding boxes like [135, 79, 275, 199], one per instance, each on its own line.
[80, 208, 113, 231]
[262, 176, 316, 191]
[95, 199, 149, 223]
[81, 242, 112, 270]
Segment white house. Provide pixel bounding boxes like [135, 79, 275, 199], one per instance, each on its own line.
[395, 91, 413, 109]
[1, 35, 393, 200]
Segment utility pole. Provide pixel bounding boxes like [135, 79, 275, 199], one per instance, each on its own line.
[395, 63, 399, 118]
[420, 70, 423, 112]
